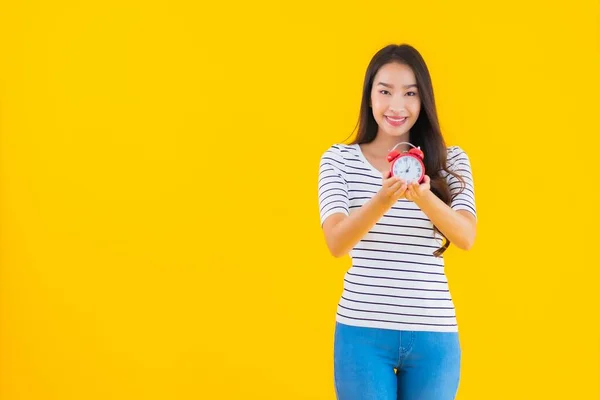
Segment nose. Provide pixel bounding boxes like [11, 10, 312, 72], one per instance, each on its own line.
[389, 95, 406, 114]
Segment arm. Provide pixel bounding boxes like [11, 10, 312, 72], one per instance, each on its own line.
[412, 191, 476, 250]
[405, 146, 478, 251]
[323, 191, 397, 258]
[320, 170, 408, 258]
[317, 146, 406, 258]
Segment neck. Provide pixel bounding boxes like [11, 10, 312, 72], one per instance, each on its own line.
[368, 131, 411, 154]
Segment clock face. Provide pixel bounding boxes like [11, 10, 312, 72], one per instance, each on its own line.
[392, 156, 423, 183]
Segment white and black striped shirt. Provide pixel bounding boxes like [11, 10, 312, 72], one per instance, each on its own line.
[318, 143, 476, 332]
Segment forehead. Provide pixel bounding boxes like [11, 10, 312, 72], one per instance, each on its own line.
[373, 62, 417, 86]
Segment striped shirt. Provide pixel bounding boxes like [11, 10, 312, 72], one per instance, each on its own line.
[318, 143, 476, 332]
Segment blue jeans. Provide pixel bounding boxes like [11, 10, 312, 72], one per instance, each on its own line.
[333, 322, 461, 400]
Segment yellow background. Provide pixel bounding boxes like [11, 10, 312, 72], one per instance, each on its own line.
[1, 1, 599, 399]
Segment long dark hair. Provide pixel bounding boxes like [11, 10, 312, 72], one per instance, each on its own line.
[348, 44, 465, 257]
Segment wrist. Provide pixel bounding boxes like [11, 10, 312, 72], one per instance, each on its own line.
[414, 189, 435, 207]
[372, 192, 394, 210]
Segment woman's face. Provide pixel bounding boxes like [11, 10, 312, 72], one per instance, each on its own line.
[370, 62, 421, 139]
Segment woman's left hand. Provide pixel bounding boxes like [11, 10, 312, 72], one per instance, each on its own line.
[405, 175, 431, 203]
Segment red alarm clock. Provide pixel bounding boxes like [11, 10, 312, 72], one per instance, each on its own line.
[387, 142, 425, 184]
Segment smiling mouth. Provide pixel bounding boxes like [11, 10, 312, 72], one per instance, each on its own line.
[385, 116, 408, 126]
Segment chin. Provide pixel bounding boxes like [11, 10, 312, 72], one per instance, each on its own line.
[383, 128, 410, 138]
[377, 120, 414, 138]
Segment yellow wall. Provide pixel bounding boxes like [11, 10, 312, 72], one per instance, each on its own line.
[1, 1, 599, 399]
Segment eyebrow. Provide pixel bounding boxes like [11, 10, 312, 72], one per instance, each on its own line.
[376, 82, 418, 89]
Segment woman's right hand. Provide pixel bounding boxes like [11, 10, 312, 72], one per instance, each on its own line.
[375, 171, 408, 208]
[321, 170, 408, 258]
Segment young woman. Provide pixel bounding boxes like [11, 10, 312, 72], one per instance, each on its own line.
[317, 44, 477, 400]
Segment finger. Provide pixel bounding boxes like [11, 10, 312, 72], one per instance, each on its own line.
[382, 173, 398, 186]
[423, 175, 431, 184]
[393, 183, 407, 198]
[388, 176, 403, 187]
[389, 178, 404, 192]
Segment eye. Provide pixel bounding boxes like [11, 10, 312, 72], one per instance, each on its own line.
[406, 91, 418, 96]
[379, 90, 391, 95]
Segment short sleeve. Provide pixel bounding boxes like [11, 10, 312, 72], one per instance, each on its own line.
[446, 146, 477, 219]
[318, 146, 349, 226]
